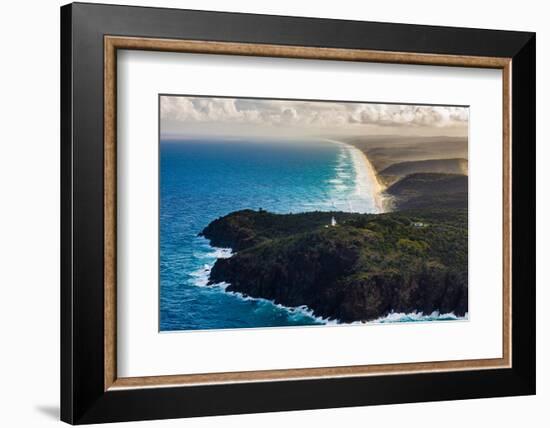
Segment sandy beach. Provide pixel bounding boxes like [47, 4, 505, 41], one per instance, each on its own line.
[326, 139, 387, 213]
[354, 147, 388, 213]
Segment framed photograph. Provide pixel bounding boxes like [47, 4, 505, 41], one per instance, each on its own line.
[60, 2, 535, 424]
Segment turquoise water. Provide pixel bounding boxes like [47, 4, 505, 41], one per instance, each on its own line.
[159, 138, 380, 331]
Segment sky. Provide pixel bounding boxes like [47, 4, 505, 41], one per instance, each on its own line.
[160, 95, 469, 139]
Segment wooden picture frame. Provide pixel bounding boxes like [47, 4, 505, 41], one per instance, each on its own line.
[61, 2, 535, 424]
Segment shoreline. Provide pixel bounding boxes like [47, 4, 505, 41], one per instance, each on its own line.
[202, 209, 468, 326]
[200, 249, 467, 329]
[325, 138, 388, 213]
[352, 145, 388, 213]
[190, 241, 328, 327]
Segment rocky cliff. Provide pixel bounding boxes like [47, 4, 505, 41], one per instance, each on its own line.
[201, 209, 468, 322]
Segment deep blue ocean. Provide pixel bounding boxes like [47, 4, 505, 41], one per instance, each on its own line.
[159, 138, 462, 331]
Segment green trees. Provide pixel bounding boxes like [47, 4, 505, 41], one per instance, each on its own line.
[202, 208, 468, 322]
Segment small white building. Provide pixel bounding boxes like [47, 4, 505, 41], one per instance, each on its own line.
[325, 216, 338, 228]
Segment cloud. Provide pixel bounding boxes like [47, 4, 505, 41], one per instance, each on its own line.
[160, 96, 468, 136]
[348, 104, 468, 128]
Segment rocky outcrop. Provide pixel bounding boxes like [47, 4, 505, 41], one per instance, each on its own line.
[202, 209, 468, 322]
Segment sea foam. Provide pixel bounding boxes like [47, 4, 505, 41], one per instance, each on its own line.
[189, 245, 232, 287]
[367, 311, 468, 324]
[191, 245, 467, 327]
[323, 139, 383, 214]
[190, 245, 327, 324]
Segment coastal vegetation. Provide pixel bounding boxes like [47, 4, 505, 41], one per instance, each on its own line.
[379, 158, 467, 186]
[202, 208, 467, 322]
[385, 173, 468, 210]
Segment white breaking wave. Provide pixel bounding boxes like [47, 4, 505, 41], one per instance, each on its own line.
[292, 309, 468, 326]
[190, 246, 330, 324]
[191, 253, 466, 326]
[220, 288, 331, 325]
[297, 310, 468, 326]
[189, 246, 232, 287]
[367, 310, 468, 324]
[208, 247, 233, 259]
[348, 144, 378, 213]
[323, 139, 384, 214]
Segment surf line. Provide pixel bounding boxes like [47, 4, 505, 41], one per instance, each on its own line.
[190, 242, 329, 325]
[323, 139, 386, 213]
[192, 243, 467, 327]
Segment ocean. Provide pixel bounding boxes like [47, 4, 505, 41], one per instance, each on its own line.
[159, 138, 460, 331]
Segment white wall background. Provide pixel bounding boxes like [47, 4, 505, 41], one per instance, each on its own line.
[0, 0, 546, 426]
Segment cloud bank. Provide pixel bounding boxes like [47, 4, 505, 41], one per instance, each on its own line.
[160, 96, 468, 138]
